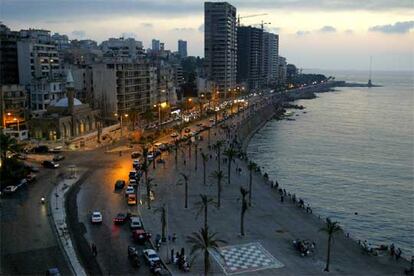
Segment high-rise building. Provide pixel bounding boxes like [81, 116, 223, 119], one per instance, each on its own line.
[178, 40, 187, 58]
[51, 33, 70, 50]
[152, 39, 160, 52]
[100, 37, 143, 59]
[237, 26, 263, 90]
[0, 24, 20, 85]
[204, 2, 237, 98]
[262, 32, 279, 85]
[277, 56, 287, 86]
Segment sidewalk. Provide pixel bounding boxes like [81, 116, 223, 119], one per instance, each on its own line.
[49, 169, 87, 276]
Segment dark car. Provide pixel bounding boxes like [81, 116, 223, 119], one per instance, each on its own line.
[131, 152, 141, 159]
[42, 160, 59, 168]
[128, 246, 141, 268]
[113, 213, 129, 224]
[32, 145, 49, 153]
[184, 128, 191, 133]
[129, 171, 137, 180]
[53, 155, 65, 161]
[132, 229, 152, 244]
[114, 180, 126, 190]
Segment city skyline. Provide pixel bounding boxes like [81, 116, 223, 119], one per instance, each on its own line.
[2, 0, 413, 71]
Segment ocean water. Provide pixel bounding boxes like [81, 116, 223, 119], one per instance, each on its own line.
[247, 70, 414, 256]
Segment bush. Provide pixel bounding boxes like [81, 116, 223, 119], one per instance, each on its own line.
[0, 158, 30, 188]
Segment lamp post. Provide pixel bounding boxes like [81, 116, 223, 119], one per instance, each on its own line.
[115, 113, 128, 138]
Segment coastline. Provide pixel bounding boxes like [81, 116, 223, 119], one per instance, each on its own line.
[238, 85, 411, 264]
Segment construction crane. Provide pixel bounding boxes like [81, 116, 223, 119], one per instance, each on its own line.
[251, 21, 271, 30]
[237, 13, 268, 26]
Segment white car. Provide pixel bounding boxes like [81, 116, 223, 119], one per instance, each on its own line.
[91, 211, 102, 224]
[3, 185, 18, 194]
[147, 153, 154, 161]
[129, 178, 137, 186]
[125, 186, 135, 196]
[143, 249, 161, 264]
[130, 216, 143, 230]
[132, 159, 140, 167]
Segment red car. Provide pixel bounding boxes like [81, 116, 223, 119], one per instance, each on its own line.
[132, 229, 152, 244]
[113, 213, 129, 224]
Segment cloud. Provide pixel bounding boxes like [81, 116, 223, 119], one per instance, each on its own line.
[369, 21, 414, 34]
[71, 30, 86, 38]
[141, 23, 153, 28]
[121, 32, 137, 38]
[296, 30, 310, 36]
[198, 24, 204, 33]
[319, 25, 336, 32]
[172, 27, 195, 32]
[268, 27, 281, 34]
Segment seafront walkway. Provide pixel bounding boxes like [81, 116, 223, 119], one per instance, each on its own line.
[140, 102, 409, 275]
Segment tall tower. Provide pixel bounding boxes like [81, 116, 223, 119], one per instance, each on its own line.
[204, 2, 237, 98]
[178, 40, 187, 58]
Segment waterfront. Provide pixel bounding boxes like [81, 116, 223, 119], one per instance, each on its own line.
[247, 70, 414, 257]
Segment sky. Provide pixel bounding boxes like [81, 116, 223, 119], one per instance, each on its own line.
[1, 0, 413, 71]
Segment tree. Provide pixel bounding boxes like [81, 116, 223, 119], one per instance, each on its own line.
[145, 135, 157, 169]
[201, 153, 209, 186]
[173, 123, 186, 140]
[186, 227, 226, 276]
[146, 177, 156, 210]
[177, 172, 190, 208]
[142, 109, 154, 127]
[223, 147, 238, 185]
[194, 194, 215, 229]
[194, 142, 199, 171]
[210, 170, 224, 208]
[212, 140, 224, 171]
[320, 218, 341, 272]
[0, 134, 21, 164]
[187, 139, 192, 160]
[239, 187, 249, 236]
[174, 139, 180, 165]
[155, 204, 167, 242]
[247, 161, 257, 207]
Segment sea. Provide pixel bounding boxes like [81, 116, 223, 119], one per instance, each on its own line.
[247, 70, 414, 256]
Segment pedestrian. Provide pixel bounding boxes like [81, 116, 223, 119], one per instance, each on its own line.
[396, 248, 402, 261]
[91, 243, 97, 257]
[280, 195, 284, 203]
[172, 233, 177, 242]
[390, 243, 395, 256]
[183, 159, 186, 166]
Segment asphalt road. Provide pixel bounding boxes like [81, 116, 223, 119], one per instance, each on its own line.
[1, 160, 71, 275]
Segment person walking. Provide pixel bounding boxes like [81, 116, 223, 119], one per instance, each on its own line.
[91, 243, 97, 257]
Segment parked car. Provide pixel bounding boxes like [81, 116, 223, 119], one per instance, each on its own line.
[26, 173, 37, 183]
[196, 123, 203, 127]
[91, 211, 103, 224]
[113, 213, 129, 224]
[131, 152, 141, 159]
[127, 194, 137, 205]
[125, 186, 135, 196]
[147, 153, 154, 161]
[184, 128, 191, 133]
[114, 180, 126, 190]
[32, 145, 49, 153]
[42, 160, 59, 169]
[16, 153, 27, 160]
[130, 216, 143, 230]
[132, 159, 140, 168]
[132, 229, 152, 244]
[129, 178, 137, 186]
[170, 132, 179, 138]
[46, 268, 61, 276]
[53, 155, 65, 161]
[129, 171, 137, 180]
[142, 249, 161, 265]
[3, 185, 18, 194]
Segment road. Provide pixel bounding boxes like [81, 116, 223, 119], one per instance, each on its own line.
[1, 160, 72, 275]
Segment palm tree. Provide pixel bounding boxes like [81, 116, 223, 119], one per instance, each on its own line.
[223, 147, 238, 185]
[155, 204, 167, 242]
[194, 142, 198, 171]
[177, 172, 190, 208]
[0, 134, 21, 163]
[187, 139, 192, 160]
[247, 161, 257, 207]
[207, 127, 211, 146]
[201, 153, 209, 186]
[174, 123, 186, 140]
[146, 177, 156, 209]
[320, 218, 341, 272]
[212, 140, 224, 171]
[186, 227, 226, 276]
[239, 187, 249, 236]
[194, 194, 215, 229]
[142, 109, 154, 127]
[210, 170, 224, 208]
[174, 139, 180, 165]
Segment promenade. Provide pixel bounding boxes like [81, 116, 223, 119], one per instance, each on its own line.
[139, 99, 410, 275]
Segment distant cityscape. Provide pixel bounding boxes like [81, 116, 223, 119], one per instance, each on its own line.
[0, 1, 305, 144]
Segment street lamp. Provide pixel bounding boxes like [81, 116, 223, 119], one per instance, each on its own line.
[115, 113, 128, 138]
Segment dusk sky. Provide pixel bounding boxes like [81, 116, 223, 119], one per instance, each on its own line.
[1, 0, 413, 71]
